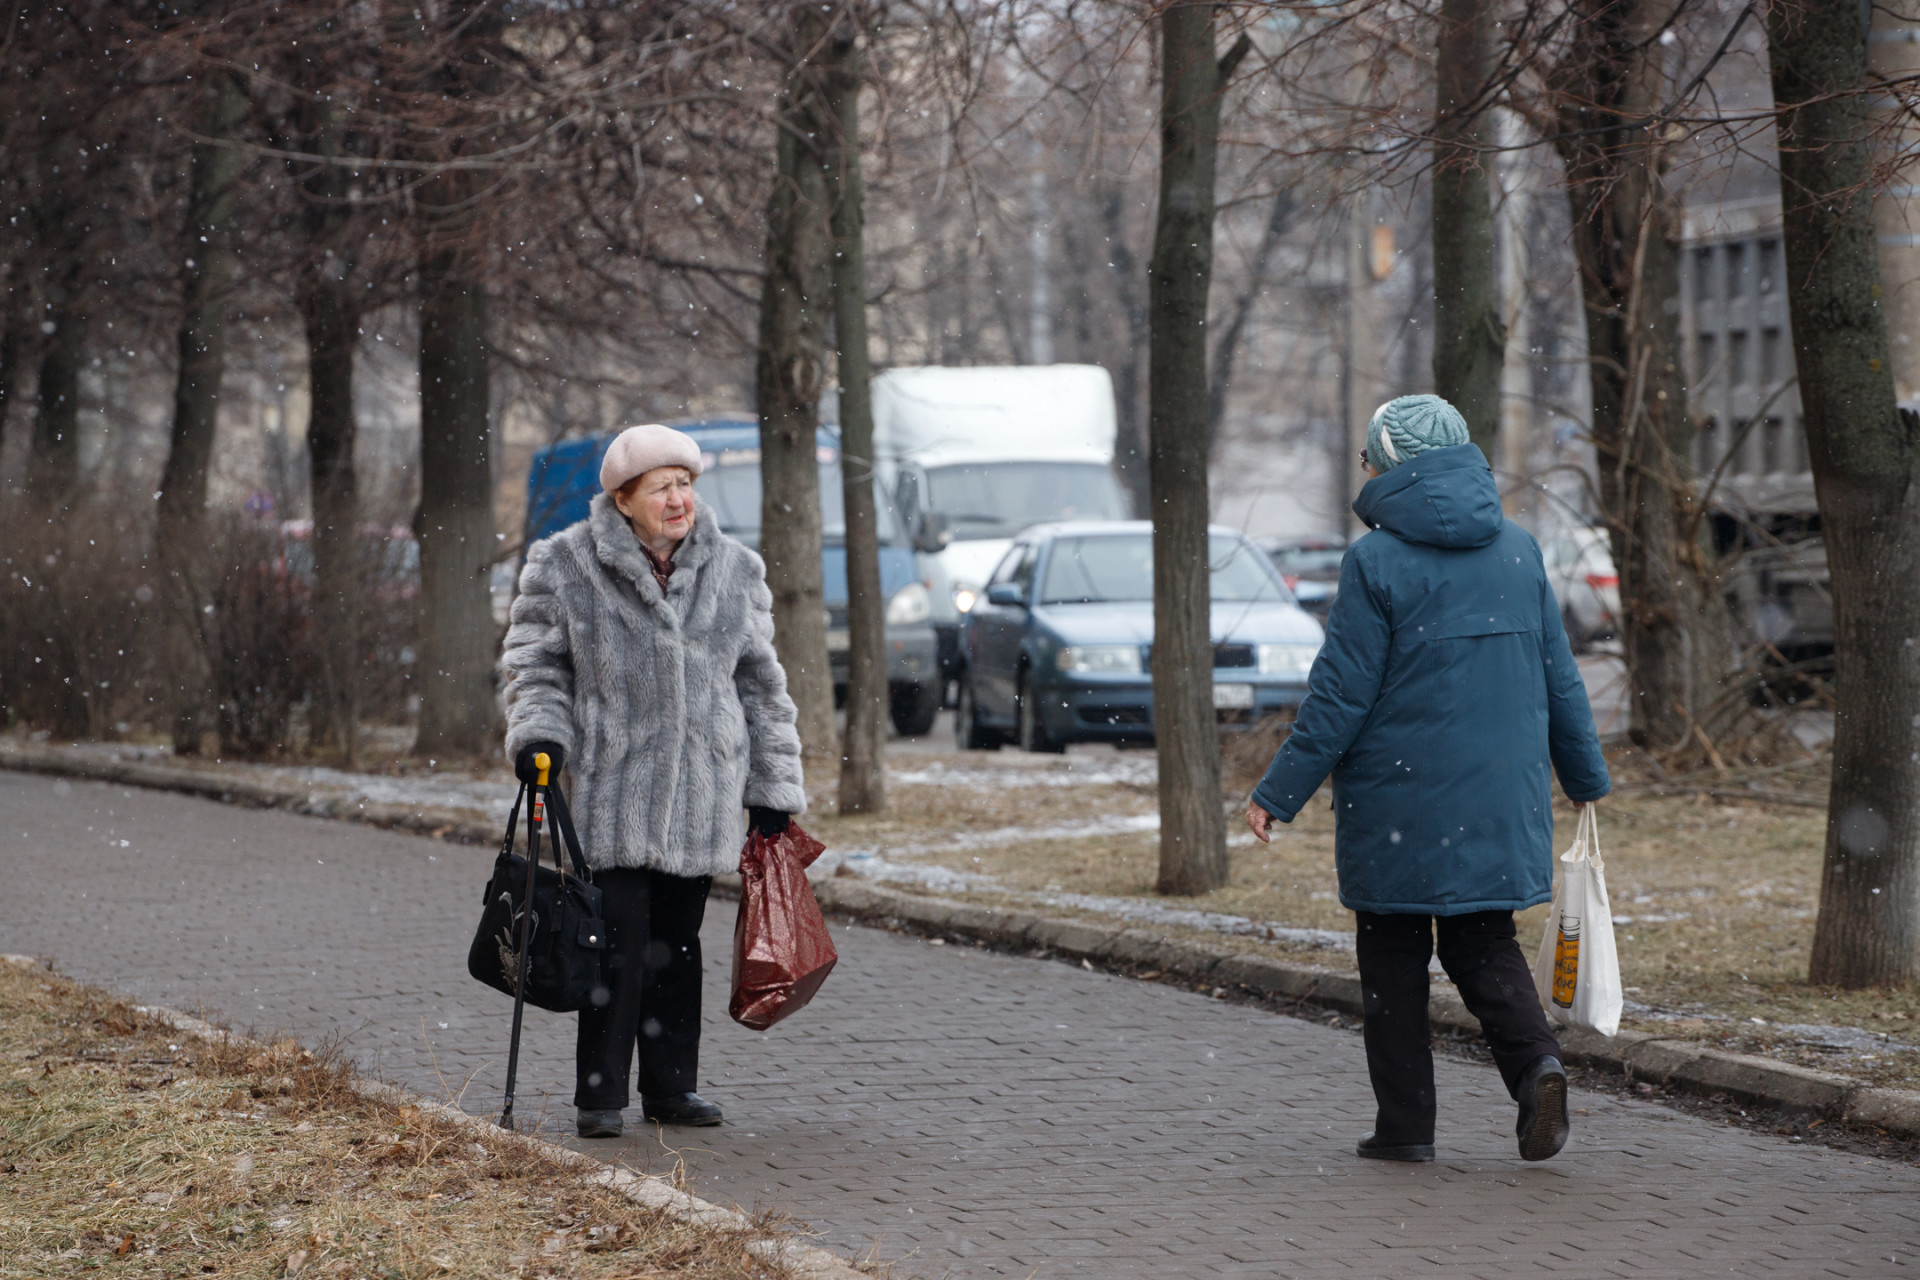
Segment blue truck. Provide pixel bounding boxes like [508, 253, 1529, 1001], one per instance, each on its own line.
[522, 419, 942, 735]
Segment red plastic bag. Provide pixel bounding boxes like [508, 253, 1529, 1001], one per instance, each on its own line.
[729, 822, 837, 1030]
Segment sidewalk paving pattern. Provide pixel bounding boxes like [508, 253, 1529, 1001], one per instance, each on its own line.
[3, 771, 1917, 1277]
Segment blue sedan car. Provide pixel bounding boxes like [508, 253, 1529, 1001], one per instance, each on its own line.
[956, 521, 1325, 751]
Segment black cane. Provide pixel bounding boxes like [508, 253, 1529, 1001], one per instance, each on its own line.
[500, 752, 549, 1130]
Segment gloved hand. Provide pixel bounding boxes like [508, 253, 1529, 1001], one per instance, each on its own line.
[514, 741, 566, 785]
[748, 806, 790, 839]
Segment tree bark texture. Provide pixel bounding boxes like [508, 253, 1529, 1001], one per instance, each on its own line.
[28, 306, 81, 503]
[1149, 5, 1247, 897]
[1770, 0, 1920, 988]
[413, 249, 503, 753]
[1104, 185, 1153, 516]
[154, 71, 250, 754]
[756, 33, 837, 763]
[293, 102, 366, 763]
[155, 72, 249, 550]
[302, 274, 361, 761]
[1552, 0, 1736, 752]
[1430, 0, 1507, 457]
[821, 22, 886, 815]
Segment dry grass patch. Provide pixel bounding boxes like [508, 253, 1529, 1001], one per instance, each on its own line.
[0, 960, 802, 1279]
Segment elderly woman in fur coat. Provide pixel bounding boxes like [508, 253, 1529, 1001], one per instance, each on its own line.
[501, 422, 807, 1138]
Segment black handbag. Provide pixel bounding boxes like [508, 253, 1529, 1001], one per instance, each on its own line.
[467, 777, 608, 1128]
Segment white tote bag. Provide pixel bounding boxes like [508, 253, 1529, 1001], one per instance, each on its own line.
[1531, 805, 1622, 1037]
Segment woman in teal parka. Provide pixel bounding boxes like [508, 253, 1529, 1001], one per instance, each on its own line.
[1246, 395, 1610, 1165]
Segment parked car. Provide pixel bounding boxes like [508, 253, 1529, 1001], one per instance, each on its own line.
[1259, 537, 1346, 621]
[955, 522, 1324, 752]
[522, 420, 943, 735]
[1542, 526, 1619, 648]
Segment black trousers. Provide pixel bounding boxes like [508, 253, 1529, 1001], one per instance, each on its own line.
[1354, 909, 1561, 1145]
[574, 867, 712, 1110]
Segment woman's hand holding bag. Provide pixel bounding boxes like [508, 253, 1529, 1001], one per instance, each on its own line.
[1531, 804, 1623, 1037]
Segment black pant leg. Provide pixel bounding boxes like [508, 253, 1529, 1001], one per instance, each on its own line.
[1435, 910, 1562, 1097]
[575, 868, 652, 1110]
[634, 870, 712, 1100]
[1354, 910, 1438, 1145]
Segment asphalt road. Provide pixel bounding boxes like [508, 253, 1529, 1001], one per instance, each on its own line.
[3, 770, 1916, 1278]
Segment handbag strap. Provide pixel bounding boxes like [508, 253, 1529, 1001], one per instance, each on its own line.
[543, 780, 593, 882]
[500, 783, 527, 857]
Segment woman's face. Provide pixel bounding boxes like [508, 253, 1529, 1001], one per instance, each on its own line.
[615, 466, 696, 547]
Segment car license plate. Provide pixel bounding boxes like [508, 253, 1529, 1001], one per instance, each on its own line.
[1213, 683, 1254, 710]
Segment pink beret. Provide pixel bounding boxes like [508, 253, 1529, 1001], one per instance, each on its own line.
[599, 424, 705, 493]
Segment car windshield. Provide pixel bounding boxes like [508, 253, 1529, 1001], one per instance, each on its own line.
[695, 460, 897, 547]
[1039, 534, 1290, 605]
[1271, 546, 1345, 578]
[924, 462, 1128, 540]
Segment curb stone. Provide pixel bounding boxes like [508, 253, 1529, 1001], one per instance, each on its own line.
[8, 743, 1916, 1145]
[0, 955, 869, 1280]
[766, 875, 1920, 1140]
[0, 741, 502, 847]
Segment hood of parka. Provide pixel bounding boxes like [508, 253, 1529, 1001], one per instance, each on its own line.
[1351, 443, 1504, 551]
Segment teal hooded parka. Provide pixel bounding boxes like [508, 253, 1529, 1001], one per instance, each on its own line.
[1250, 444, 1611, 915]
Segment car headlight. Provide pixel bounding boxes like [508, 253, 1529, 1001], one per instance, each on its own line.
[951, 583, 979, 614]
[1257, 643, 1318, 677]
[1056, 644, 1143, 675]
[885, 581, 932, 626]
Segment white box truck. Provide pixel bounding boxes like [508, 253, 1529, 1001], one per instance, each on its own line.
[871, 364, 1132, 696]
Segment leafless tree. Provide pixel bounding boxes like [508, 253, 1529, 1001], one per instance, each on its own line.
[1768, 0, 1920, 987]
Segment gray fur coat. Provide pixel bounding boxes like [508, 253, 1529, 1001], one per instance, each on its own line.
[500, 494, 807, 877]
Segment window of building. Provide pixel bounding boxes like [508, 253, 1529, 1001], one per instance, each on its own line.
[1761, 327, 1782, 385]
[1729, 330, 1749, 386]
[1726, 242, 1747, 299]
[1731, 419, 1751, 474]
[1695, 416, 1720, 474]
[1694, 245, 1715, 303]
[1761, 417, 1785, 473]
[1697, 332, 1717, 385]
[1758, 239, 1780, 295]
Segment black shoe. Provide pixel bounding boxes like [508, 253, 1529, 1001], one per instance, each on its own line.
[642, 1092, 723, 1127]
[1356, 1131, 1435, 1162]
[1516, 1055, 1570, 1161]
[576, 1108, 624, 1138]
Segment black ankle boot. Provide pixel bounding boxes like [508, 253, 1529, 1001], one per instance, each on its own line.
[1515, 1055, 1570, 1161]
[642, 1092, 723, 1126]
[1356, 1131, 1435, 1162]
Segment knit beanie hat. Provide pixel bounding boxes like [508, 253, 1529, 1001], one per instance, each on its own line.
[1366, 394, 1470, 473]
[600, 423, 705, 493]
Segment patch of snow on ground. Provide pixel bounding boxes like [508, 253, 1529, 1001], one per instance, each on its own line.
[890, 756, 1159, 790]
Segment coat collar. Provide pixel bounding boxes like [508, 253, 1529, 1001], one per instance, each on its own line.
[589, 492, 719, 609]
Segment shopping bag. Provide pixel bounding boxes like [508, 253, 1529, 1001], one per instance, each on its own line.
[730, 822, 837, 1031]
[1531, 805, 1622, 1037]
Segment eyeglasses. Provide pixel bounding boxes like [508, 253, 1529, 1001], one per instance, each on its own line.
[1358, 448, 1371, 469]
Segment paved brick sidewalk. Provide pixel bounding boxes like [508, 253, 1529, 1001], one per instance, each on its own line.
[3, 771, 1916, 1278]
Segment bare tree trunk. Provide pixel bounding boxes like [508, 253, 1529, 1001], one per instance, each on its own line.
[27, 303, 81, 503]
[756, 18, 836, 763]
[1206, 188, 1293, 461]
[155, 72, 249, 754]
[1430, 0, 1506, 456]
[1770, 0, 1920, 988]
[1150, 5, 1248, 897]
[413, 248, 502, 754]
[1552, 0, 1736, 753]
[820, 18, 885, 814]
[1104, 184, 1153, 516]
[302, 273, 361, 762]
